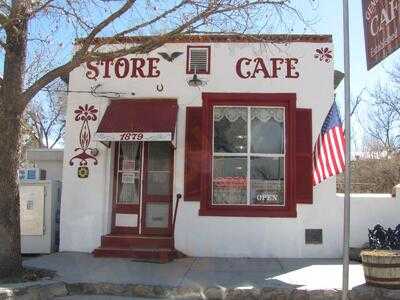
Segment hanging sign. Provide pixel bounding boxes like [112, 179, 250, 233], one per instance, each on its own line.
[121, 172, 136, 184]
[362, 0, 400, 70]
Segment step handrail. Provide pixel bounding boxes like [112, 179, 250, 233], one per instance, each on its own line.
[172, 193, 182, 246]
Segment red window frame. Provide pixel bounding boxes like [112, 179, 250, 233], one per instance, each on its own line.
[186, 45, 211, 75]
[199, 93, 297, 217]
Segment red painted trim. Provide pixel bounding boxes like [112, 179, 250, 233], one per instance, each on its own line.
[141, 142, 174, 236]
[200, 92, 297, 218]
[184, 106, 203, 201]
[186, 45, 211, 75]
[77, 34, 332, 45]
[111, 142, 140, 234]
[295, 108, 313, 204]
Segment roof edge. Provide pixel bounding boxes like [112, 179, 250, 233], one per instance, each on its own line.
[76, 34, 332, 45]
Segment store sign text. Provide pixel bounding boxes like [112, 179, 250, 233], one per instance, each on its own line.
[236, 57, 299, 79]
[85, 58, 160, 80]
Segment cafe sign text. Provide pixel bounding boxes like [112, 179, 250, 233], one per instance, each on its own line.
[362, 0, 400, 70]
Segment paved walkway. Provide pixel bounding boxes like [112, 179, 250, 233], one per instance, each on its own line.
[58, 296, 158, 300]
[23, 252, 365, 291]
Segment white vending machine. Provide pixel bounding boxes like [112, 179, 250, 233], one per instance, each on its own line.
[20, 180, 61, 254]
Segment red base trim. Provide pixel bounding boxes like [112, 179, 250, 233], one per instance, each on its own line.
[199, 208, 297, 218]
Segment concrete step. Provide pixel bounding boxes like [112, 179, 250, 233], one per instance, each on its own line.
[93, 247, 176, 263]
[101, 234, 173, 249]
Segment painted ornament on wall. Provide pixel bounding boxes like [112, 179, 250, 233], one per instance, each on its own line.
[77, 166, 89, 178]
[69, 104, 98, 177]
[157, 51, 183, 62]
[314, 47, 333, 63]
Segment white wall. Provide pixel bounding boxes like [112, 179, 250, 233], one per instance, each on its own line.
[60, 39, 347, 256]
[26, 149, 64, 181]
[342, 193, 400, 248]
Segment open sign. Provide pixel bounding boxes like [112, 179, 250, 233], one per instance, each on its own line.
[256, 192, 279, 203]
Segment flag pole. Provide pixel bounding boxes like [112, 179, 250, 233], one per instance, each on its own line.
[342, 0, 351, 299]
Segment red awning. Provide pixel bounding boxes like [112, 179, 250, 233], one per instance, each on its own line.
[95, 99, 178, 142]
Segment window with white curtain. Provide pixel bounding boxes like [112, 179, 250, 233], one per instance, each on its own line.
[117, 142, 142, 203]
[212, 106, 285, 206]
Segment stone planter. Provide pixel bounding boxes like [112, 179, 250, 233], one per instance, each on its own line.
[361, 249, 400, 289]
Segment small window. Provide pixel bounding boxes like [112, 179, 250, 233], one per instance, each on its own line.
[186, 46, 210, 74]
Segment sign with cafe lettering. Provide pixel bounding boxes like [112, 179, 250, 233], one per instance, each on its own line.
[235, 57, 300, 79]
[85, 55, 302, 80]
[362, 0, 400, 70]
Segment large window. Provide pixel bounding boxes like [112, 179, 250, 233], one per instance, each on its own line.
[212, 106, 285, 206]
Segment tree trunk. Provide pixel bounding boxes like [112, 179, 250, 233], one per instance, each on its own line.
[0, 0, 28, 278]
[0, 105, 23, 277]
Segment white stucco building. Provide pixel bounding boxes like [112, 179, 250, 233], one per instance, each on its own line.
[59, 34, 383, 260]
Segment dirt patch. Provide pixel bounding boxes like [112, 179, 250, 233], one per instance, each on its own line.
[0, 267, 56, 284]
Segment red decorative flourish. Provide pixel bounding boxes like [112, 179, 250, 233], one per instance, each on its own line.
[314, 47, 333, 63]
[69, 104, 98, 166]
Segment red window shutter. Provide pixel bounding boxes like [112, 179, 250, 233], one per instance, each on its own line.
[184, 107, 203, 201]
[295, 108, 313, 204]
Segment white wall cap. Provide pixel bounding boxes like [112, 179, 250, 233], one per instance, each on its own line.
[26, 149, 64, 162]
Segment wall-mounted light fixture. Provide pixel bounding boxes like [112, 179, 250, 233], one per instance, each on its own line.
[188, 73, 204, 87]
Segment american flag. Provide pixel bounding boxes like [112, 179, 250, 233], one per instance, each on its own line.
[313, 101, 346, 185]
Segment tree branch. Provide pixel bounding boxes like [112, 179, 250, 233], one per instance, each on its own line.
[78, 0, 136, 54]
[116, 0, 189, 37]
[23, 0, 294, 104]
[23, 0, 136, 102]
[29, 0, 56, 17]
[49, 121, 65, 149]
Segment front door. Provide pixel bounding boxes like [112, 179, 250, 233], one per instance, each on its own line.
[112, 141, 173, 236]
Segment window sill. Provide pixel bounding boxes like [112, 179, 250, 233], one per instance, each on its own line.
[198, 206, 297, 218]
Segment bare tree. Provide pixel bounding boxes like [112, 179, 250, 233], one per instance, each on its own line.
[0, 0, 314, 278]
[351, 88, 364, 117]
[22, 80, 66, 149]
[339, 64, 400, 194]
[366, 82, 400, 155]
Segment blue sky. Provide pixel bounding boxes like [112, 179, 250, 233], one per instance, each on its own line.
[290, 1, 399, 150]
[296, 1, 398, 96]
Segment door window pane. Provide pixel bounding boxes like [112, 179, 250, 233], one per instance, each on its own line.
[251, 108, 284, 154]
[119, 142, 141, 171]
[117, 142, 141, 203]
[147, 142, 172, 196]
[213, 157, 247, 204]
[145, 203, 169, 228]
[214, 107, 247, 153]
[250, 157, 284, 205]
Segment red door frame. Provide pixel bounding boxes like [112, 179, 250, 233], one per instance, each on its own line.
[111, 142, 142, 234]
[140, 142, 174, 236]
[111, 141, 174, 236]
